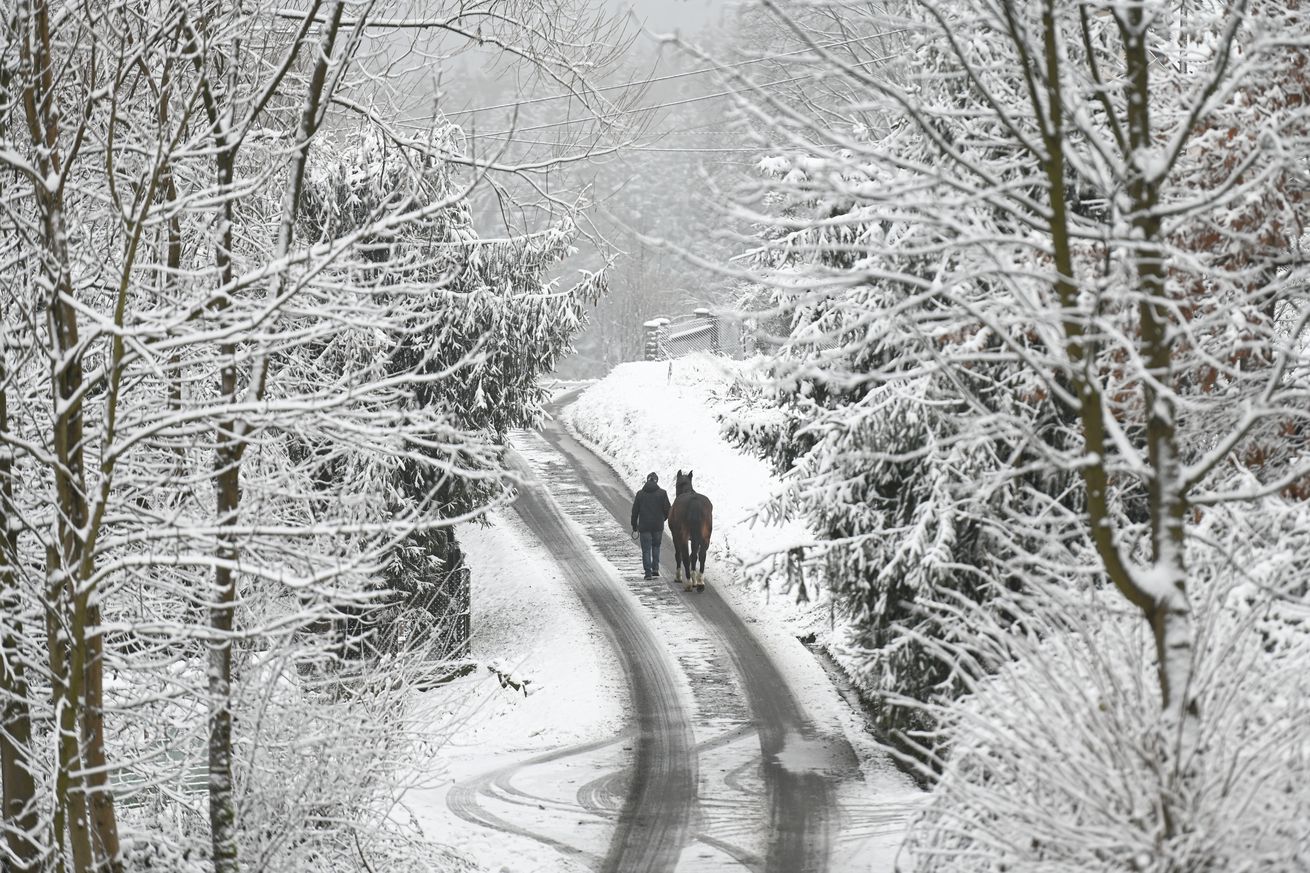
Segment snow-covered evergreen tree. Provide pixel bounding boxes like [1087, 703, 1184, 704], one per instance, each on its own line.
[297, 132, 605, 659]
[724, 143, 1086, 756]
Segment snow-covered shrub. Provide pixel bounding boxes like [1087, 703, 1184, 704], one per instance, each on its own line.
[228, 651, 453, 872]
[903, 505, 1310, 873]
[118, 828, 209, 873]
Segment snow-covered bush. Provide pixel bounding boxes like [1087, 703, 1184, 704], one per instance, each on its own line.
[903, 505, 1310, 872]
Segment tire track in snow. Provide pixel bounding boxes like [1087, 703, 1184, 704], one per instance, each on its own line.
[446, 735, 621, 865]
[508, 448, 698, 873]
[448, 723, 766, 866]
[571, 721, 755, 822]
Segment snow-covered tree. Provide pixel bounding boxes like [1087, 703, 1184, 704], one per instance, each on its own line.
[713, 0, 1310, 865]
[0, 1, 616, 871]
[297, 134, 604, 656]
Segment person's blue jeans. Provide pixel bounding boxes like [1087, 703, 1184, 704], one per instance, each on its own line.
[640, 530, 662, 576]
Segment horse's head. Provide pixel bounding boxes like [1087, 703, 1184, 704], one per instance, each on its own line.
[675, 469, 694, 495]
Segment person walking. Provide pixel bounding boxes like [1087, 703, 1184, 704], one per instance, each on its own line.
[631, 472, 671, 580]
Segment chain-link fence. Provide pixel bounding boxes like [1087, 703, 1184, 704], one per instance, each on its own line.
[644, 308, 747, 361]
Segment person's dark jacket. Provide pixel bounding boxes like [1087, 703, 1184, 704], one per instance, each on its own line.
[631, 481, 671, 533]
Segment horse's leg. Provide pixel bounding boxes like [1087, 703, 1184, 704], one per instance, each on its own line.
[698, 515, 712, 589]
[681, 537, 702, 592]
[694, 541, 707, 589]
[688, 541, 697, 588]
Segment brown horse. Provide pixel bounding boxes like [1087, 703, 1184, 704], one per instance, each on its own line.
[668, 469, 713, 591]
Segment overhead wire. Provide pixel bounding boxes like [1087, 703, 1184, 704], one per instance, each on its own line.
[446, 28, 908, 119]
[465, 50, 899, 140]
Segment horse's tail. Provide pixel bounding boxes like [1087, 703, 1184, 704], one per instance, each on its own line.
[686, 497, 711, 549]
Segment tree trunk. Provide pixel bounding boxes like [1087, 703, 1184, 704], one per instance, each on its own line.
[47, 548, 92, 873]
[1037, 8, 1200, 851]
[19, 0, 123, 865]
[0, 379, 39, 872]
[202, 10, 345, 870]
[79, 588, 120, 871]
[48, 211, 120, 873]
[208, 143, 241, 873]
[208, 457, 240, 873]
[1118, 5, 1200, 758]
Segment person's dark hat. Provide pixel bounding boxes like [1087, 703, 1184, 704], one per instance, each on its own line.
[646, 472, 658, 483]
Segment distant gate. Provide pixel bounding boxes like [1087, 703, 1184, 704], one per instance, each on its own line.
[644, 308, 721, 361]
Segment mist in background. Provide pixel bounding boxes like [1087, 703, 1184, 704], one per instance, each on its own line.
[385, 0, 765, 369]
[362, 0, 782, 375]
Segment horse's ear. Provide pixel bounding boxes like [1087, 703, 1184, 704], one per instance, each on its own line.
[688, 470, 694, 477]
[676, 468, 683, 476]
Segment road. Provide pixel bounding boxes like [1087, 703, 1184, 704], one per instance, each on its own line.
[448, 392, 907, 872]
[505, 439, 697, 873]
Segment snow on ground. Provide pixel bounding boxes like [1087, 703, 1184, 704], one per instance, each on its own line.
[563, 355, 923, 803]
[401, 509, 626, 872]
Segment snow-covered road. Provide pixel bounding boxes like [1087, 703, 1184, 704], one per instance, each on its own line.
[531, 396, 854, 873]
[407, 389, 917, 872]
[505, 432, 697, 871]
